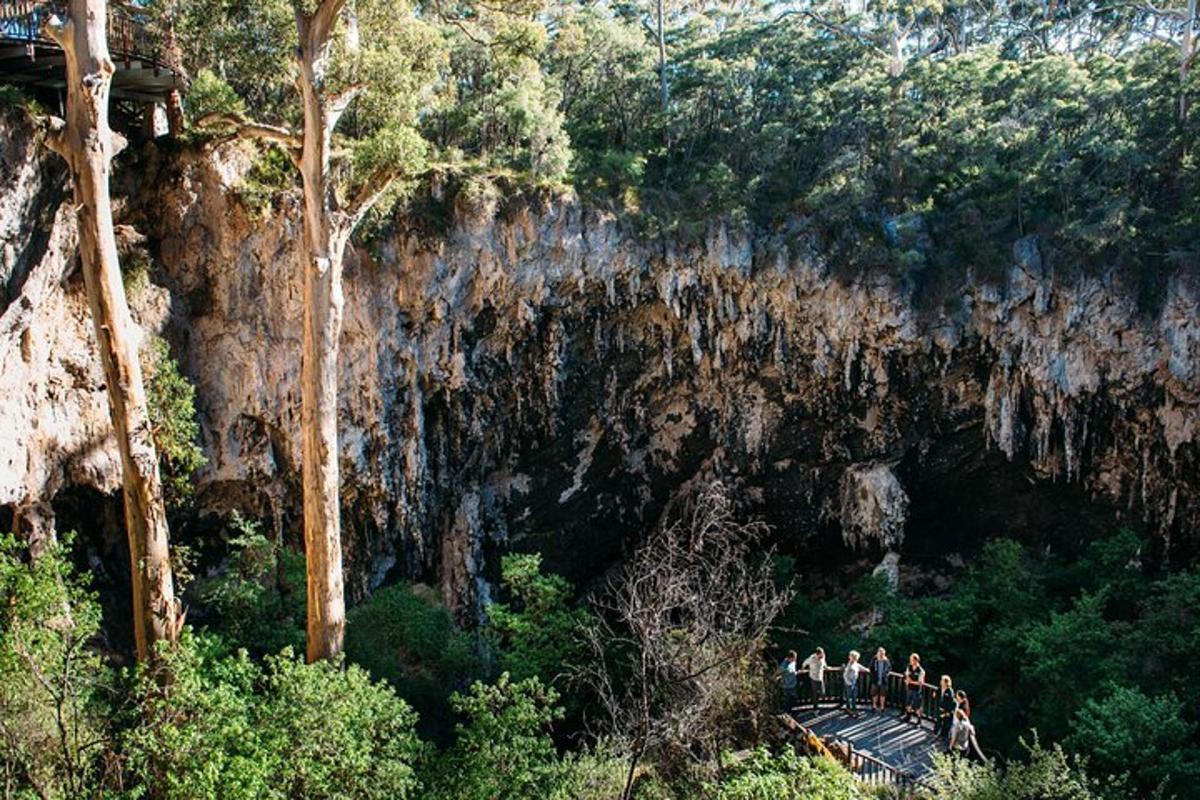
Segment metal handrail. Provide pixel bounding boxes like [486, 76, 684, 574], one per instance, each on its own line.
[0, 0, 181, 73]
[787, 665, 986, 789]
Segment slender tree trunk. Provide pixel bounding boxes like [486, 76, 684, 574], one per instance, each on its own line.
[45, 0, 179, 662]
[296, 7, 348, 664]
[656, 0, 668, 113]
[1181, 0, 1197, 120]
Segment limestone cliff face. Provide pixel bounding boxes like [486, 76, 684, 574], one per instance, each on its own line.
[2, 113, 1197, 617]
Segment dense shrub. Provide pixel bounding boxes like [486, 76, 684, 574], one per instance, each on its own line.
[926, 740, 1108, 800]
[345, 581, 480, 736]
[144, 336, 206, 511]
[125, 633, 425, 800]
[425, 673, 566, 800]
[0, 534, 114, 799]
[709, 748, 866, 800]
[194, 512, 306, 657]
[1066, 684, 1200, 797]
[485, 552, 590, 686]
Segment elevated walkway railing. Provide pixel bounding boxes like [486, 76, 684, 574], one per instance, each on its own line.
[784, 666, 988, 788]
[1, 0, 181, 73]
[779, 710, 923, 790]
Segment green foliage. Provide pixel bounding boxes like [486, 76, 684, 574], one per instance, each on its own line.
[777, 526, 1200, 795]
[926, 740, 1106, 800]
[344, 581, 480, 734]
[165, 0, 297, 121]
[0, 534, 114, 799]
[125, 633, 425, 800]
[194, 512, 305, 657]
[485, 552, 590, 685]
[143, 337, 206, 511]
[429, 5, 572, 185]
[185, 68, 247, 119]
[709, 747, 865, 800]
[548, 740, 632, 800]
[1066, 684, 1200, 797]
[0, 84, 45, 117]
[427, 673, 566, 799]
[236, 145, 299, 214]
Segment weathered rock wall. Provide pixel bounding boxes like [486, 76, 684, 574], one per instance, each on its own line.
[2, 114, 1197, 617]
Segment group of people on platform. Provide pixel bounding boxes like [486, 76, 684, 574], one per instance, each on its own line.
[778, 646, 977, 756]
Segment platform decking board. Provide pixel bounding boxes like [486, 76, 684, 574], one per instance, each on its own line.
[789, 706, 946, 781]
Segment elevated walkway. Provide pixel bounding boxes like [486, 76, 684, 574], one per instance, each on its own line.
[0, 1, 184, 104]
[778, 669, 987, 790]
[790, 706, 941, 784]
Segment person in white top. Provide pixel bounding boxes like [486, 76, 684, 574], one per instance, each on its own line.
[948, 708, 976, 755]
[842, 650, 870, 718]
[800, 647, 828, 709]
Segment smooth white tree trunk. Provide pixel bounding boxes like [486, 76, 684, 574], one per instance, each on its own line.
[46, 0, 180, 662]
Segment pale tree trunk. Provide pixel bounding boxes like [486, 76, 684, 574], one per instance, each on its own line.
[1181, 0, 1197, 120]
[295, 1, 350, 663]
[656, 0, 668, 113]
[44, 0, 180, 662]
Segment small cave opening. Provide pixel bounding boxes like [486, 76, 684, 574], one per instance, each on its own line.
[52, 486, 137, 657]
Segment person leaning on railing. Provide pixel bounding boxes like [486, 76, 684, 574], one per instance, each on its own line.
[801, 647, 829, 709]
[777, 650, 799, 711]
[841, 650, 870, 718]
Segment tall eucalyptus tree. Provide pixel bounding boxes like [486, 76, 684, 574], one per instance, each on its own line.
[41, 0, 181, 662]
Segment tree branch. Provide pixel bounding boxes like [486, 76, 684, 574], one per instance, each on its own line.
[324, 84, 365, 138]
[304, 0, 351, 52]
[195, 112, 302, 161]
[345, 165, 402, 228]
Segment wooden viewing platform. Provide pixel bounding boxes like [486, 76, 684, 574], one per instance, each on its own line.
[779, 668, 988, 790]
[0, 0, 184, 104]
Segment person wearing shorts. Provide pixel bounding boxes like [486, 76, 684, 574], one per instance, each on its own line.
[868, 647, 891, 712]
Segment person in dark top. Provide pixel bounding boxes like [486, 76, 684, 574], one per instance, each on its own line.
[934, 675, 956, 738]
[901, 653, 926, 723]
[955, 689, 971, 719]
[778, 650, 799, 710]
[868, 647, 891, 713]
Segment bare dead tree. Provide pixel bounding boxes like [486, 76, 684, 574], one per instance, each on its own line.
[579, 483, 793, 800]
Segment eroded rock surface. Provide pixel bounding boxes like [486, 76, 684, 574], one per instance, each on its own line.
[2, 114, 1197, 617]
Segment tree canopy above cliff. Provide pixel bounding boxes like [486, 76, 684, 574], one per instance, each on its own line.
[165, 0, 1197, 273]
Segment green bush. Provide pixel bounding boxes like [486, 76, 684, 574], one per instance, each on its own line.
[144, 337, 207, 511]
[926, 740, 1107, 800]
[1066, 684, 1199, 797]
[345, 581, 480, 735]
[125, 633, 425, 800]
[194, 512, 305, 657]
[485, 552, 590, 686]
[426, 673, 565, 800]
[0, 534, 114, 799]
[709, 748, 865, 800]
[186, 68, 247, 120]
